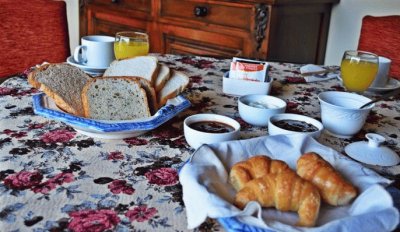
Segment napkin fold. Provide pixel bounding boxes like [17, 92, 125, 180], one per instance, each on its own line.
[300, 64, 339, 83]
[179, 134, 399, 232]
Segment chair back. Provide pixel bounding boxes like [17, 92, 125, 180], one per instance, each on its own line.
[0, 0, 70, 79]
[358, 15, 400, 79]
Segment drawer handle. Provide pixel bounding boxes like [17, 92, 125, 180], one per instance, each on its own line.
[111, 0, 119, 3]
[194, 6, 208, 17]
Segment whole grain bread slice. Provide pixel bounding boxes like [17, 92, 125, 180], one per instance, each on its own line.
[81, 76, 151, 120]
[103, 56, 159, 87]
[28, 63, 92, 116]
[109, 76, 158, 115]
[157, 71, 189, 107]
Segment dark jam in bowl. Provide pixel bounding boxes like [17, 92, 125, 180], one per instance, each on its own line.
[272, 119, 318, 132]
[189, 121, 235, 133]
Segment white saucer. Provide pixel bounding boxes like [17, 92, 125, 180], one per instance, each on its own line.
[66, 56, 109, 72]
[367, 78, 400, 92]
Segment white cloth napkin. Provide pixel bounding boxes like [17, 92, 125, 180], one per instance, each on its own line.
[179, 134, 399, 232]
[300, 64, 339, 83]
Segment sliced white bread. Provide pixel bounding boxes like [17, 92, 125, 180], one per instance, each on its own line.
[81, 77, 151, 120]
[103, 56, 159, 86]
[157, 71, 189, 107]
[155, 64, 171, 92]
[28, 63, 92, 116]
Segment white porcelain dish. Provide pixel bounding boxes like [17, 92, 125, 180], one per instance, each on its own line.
[318, 91, 374, 138]
[345, 133, 400, 166]
[183, 113, 241, 149]
[238, 94, 286, 127]
[367, 78, 400, 93]
[268, 113, 323, 139]
[32, 93, 191, 139]
[222, 72, 272, 96]
[66, 56, 108, 74]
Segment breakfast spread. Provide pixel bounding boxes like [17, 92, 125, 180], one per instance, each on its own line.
[28, 55, 189, 120]
[229, 153, 358, 227]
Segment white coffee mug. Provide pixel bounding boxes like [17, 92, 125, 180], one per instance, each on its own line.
[73, 35, 115, 68]
[370, 56, 391, 88]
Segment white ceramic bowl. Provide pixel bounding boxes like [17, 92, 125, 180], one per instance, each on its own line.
[238, 95, 287, 127]
[268, 113, 324, 139]
[318, 91, 374, 138]
[184, 113, 241, 149]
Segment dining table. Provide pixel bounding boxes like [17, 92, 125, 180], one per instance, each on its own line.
[0, 53, 399, 232]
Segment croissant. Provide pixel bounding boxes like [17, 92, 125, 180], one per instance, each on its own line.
[296, 152, 357, 206]
[229, 155, 291, 191]
[234, 171, 321, 227]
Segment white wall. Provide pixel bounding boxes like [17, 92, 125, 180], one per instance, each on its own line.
[65, 0, 80, 55]
[324, 0, 400, 65]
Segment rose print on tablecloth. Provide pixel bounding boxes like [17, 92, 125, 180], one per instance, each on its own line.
[67, 209, 120, 232]
[107, 180, 135, 195]
[125, 205, 157, 222]
[107, 151, 124, 160]
[145, 167, 178, 186]
[4, 171, 43, 190]
[32, 172, 75, 194]
[40, 129, 75, 143]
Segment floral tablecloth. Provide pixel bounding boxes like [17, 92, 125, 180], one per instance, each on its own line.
[0, 54, 399, 232]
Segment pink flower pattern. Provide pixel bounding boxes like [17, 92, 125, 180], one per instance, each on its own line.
[107, 180, 135, 195]
[68, 209, 120, 232]
[145, 168, 178, 186]
[107, 151, 124, 160]
[125, 205, 158, 222]
[4, 171, 43, 190]
[41, 129, 75, 143]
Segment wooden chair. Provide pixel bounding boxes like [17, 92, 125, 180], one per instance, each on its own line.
[357, 15, 400, 80]
[0, 0, 70, 80]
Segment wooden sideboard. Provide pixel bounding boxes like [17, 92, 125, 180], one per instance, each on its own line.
[79, 0, 339, 64]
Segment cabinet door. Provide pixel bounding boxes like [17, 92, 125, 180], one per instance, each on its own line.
[159, 24, 244, 58]
[157, 0, 266, 59]
[86, 6, 148, 37]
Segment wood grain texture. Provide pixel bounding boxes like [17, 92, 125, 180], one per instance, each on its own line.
[80, 0, 339, 64]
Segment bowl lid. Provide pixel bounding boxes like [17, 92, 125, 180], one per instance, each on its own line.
[344, 133, 400, 166]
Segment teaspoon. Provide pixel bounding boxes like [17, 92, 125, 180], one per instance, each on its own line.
[359, 88, 400, 109]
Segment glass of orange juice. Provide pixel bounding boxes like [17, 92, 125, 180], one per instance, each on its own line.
[114, 31, 149, 60]
[340, 50, 379, 92]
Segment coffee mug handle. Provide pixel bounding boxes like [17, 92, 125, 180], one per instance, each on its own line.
[73, 45, 87, 64]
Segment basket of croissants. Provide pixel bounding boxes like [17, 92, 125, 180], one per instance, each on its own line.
[229, 152, 358, 227]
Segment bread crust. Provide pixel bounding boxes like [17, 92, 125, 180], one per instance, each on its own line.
[41, 84, 80, 116]
[155, 64, 171, 92]
[27, 63, 51, 89]
[29, 63, 90, 117]
[157, 71, 189, 107]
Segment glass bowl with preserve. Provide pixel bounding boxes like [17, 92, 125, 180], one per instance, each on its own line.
[183, 113, 241, 149]
[268, 113, 324, 139]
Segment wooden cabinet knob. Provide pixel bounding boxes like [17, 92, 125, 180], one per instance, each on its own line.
[194, 6, 208, 17]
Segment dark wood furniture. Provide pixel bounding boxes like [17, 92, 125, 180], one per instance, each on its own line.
[80, 0, 339, 64]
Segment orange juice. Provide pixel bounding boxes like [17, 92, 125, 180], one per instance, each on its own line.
[340, 59, 378, 92]
[114, 41, 149, 60]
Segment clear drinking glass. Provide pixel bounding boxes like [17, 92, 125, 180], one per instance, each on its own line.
[114, 31, 149, 60]
[340, 50, 379, 92]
